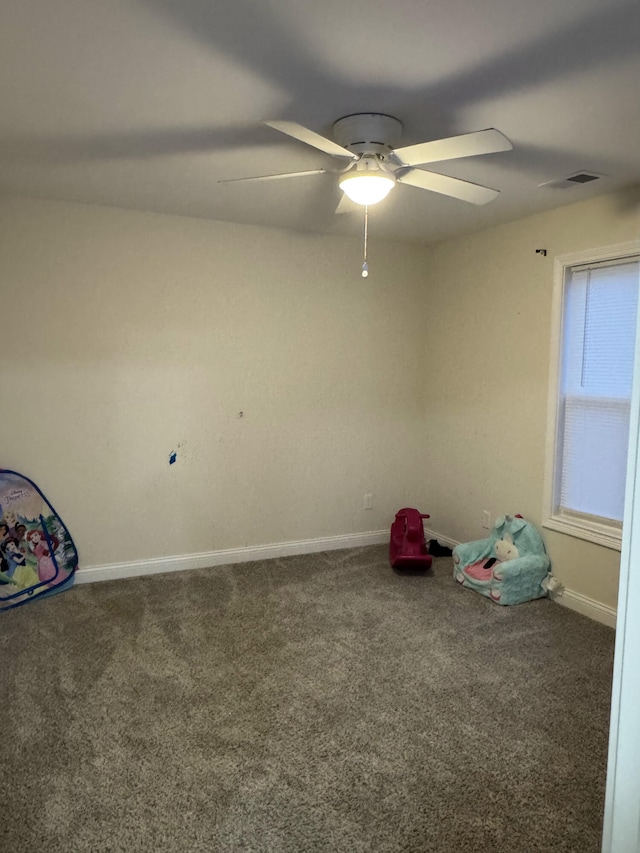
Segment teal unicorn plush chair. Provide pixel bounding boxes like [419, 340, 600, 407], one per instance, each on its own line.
[453, 515, 551, 605]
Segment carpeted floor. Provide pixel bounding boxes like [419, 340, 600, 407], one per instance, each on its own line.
[0, 545, 615, 852]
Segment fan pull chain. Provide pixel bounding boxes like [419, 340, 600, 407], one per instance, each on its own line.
[361, 205, 369, 277]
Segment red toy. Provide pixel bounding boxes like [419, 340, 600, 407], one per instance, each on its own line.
[389, 508, 433, 570]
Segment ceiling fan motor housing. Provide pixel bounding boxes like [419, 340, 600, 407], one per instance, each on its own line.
[333, 113, 403, 158]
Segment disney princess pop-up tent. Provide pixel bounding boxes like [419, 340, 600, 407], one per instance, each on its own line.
[0, 469, 78, 611]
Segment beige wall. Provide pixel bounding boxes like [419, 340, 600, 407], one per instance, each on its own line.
[3, 190, 637, 610]
[0, 196, 429, 567]
[421, 189, 640, 610]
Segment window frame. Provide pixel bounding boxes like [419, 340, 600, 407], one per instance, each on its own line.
[542, 240, 640, 551]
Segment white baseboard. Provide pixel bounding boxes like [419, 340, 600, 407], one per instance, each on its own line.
[75, 529, 389, 585]
[553, 588, 617, 628]
[75, 525, 618, 627]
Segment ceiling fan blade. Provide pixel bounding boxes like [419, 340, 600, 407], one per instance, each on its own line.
[397, 169, 499, 205]
[265, 120, 357, 161]
[219, 169, 327, 184]
[393, 129, 512, 167]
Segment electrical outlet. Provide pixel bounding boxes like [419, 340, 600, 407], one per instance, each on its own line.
[363, 493, 373, 510]
[482, 510, 492, 529]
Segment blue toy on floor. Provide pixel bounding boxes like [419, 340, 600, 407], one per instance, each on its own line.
[453, 514, 550, 605]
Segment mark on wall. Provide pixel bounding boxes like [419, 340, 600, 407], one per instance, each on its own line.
[168, 441, 194, 466]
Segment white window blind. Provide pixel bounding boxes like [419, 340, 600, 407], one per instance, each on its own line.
[558, 259, 640, 522]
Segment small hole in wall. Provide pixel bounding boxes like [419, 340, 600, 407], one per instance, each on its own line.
[169, 451, 177, 465]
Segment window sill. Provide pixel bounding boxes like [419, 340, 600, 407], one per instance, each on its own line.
[542, 514, 622, 551]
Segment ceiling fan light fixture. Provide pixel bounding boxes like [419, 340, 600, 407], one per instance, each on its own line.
[339, 173, 396, 205]
[339, 156, 396, 205]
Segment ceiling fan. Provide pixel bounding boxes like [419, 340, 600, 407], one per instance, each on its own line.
[219, 113, 513, 209]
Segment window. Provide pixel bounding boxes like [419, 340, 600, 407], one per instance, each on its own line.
[543, 242, 640, 549]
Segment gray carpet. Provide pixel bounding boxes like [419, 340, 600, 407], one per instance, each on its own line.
[0, 545, 614, 852]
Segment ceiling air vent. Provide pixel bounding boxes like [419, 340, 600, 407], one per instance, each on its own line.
[538, 171, 606, 190]
[567, 172, 599, 184]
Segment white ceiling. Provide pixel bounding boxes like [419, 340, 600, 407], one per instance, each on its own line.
[2, 0, 639, 245]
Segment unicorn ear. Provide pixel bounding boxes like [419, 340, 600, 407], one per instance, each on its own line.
[510, 516, 527, 534]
